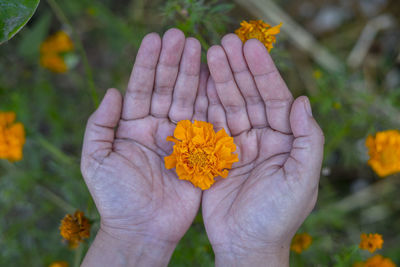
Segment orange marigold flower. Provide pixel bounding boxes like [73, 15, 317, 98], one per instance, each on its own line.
[164, 120, 238, 190]
[40, 31, 74, 54]
[60, 210, 91, 248]
[40, 53, 68, 73]
[290, 233, 312, 254]
[365, 130, 400, 177]
[40, 31, 74, 73]
[235, 20, 282, 52]
[364, 255, 397, 267]
[359, 233, 384, 253]
[0, 111, 25, 162]
[49, 261, 69, 267]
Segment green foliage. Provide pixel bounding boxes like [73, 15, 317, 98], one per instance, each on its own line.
[162, 0, 234, 50]
[0, 0, 40, 43]
[16, 10, 50, 61]
[333, 245, 360, 267]
[310, 69, 396, 169]
[170, 213, 214, 266]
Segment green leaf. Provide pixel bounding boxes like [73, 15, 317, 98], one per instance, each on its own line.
[17, 11, 51, 60]
[0, 0, 41, 44]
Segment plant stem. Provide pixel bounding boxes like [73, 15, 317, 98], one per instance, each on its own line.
[46, 0, 99, 107]
[36, 135, 77, 167]
[74, 243, 84, 267]
[37, 184, 76, 214]
[195, 33, 210, 50]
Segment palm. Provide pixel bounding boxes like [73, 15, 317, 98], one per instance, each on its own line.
[81, 29, 208, 243]
[93, 118, 199, 241]
[204, 128, 307, 249]
[202, 35, 324, 253]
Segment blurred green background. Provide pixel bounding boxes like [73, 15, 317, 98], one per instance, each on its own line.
[0, 0, 399, 266]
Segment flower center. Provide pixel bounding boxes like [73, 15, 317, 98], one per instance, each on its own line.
[188, 151, 208, 168]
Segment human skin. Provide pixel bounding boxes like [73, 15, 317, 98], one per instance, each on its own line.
[80, 28, 209, 266]
[80, 29, 324, 266]
[202, 34, 324, 267]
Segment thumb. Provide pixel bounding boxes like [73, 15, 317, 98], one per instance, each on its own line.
[284, 96, 324, 184]
[81, 88, 122, 177]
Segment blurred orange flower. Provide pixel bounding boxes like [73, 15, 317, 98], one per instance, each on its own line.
[235, 20, 282, 52]
[365, 130, 400, 177]
[164, 120, 238, 190]
[363, 255, 396, 267]
[40, 31, 74, 54]
[49, 261, 68, 267]
[40, 31, 74, 73]
[40, 53, 68, 73]
[0, 111, 25, 162]
[290, 233, 312, 254]
[60, 210, 90, 248]
[359, 233, 383, 253]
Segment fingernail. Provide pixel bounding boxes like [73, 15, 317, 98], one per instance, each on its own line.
[304, 97, 313, 117]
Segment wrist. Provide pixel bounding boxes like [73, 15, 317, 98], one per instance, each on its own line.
[213, 242, 290, 267]
[82, 226, 178, 267]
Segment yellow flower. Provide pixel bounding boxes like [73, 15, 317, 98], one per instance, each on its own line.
[49, 261, 69, 267]
[235, 20, 282, 52]
[60, 210, 91, 248]
[40, 31, 74, 73]
[365, 130, 400, 177]
[164, 120, 238, 190]
[290, 233, 312, 254]
[0, 111, 25, 162]
[364, 255, 396, 267]
[333, 101, 341, 110]
[313, 69, 322, 80]
[359, 233, 383, 253]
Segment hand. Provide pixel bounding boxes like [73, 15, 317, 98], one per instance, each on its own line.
[80, 29, 209, 266]
[202, 34, 324, 266]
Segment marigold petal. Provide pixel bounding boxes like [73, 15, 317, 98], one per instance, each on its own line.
[359, 233, 384, 253]
[365, 130, 400, 177]
[59, 210, 90, 249]
[164, 155, 177, 169]
[290, 233, 312, 254]
[219, 169, 229, 178]
[363, 255, 396, 267]
[0, 111, 25, 162]
[174, 120, 192, 140]
[235, 20, 281, 51]
[166, 136, 176, 142]
[266, 22, 282, 35]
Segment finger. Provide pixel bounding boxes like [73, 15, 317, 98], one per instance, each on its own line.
[221, 34, 267, 128]
[150, 28, 186, 118]
[122, 33, 161, 120]
[207, 45, 251, 136]
[244, 39, 293, 133]
[192, 64, 209, 122]
[82, 89, 122, 174]
[169, 37, 201, 122]
[206, 77, 230, 136]
[284, 96, 324, 185]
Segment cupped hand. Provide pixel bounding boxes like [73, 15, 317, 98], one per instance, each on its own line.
[81, 29, 209, 250]
[202, 34, 324, 266]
